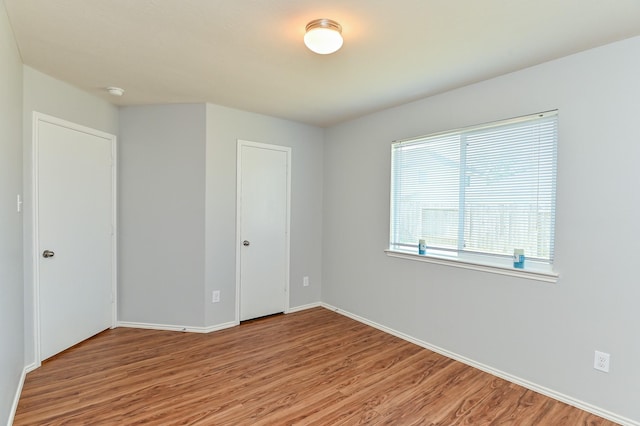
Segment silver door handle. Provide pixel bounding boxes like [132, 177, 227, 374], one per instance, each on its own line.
[43, 250, 55, 258]
[243, 240, 250, 246]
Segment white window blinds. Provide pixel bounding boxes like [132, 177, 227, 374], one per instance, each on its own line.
[390, 111, 557, 263]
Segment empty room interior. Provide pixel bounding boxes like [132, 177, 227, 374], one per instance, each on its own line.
[2, 1, 640, 425]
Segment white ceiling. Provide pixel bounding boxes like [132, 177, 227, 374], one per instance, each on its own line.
[5, 0, 640, 127]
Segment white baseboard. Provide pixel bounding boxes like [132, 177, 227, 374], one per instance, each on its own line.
[118, 303, 322, 333]
[24, 361, 38, 374]
[7, 366, 29, 426]
[287, 301, 321, 314]
[117, 320, 238, 334]
[321, 303, 637, 426]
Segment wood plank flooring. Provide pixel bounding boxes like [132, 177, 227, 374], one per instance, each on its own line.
[15, 308, 617, 425]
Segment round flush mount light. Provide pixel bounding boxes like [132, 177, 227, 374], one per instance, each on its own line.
[106, 86, 125, 96]
[304, 18, 343, 55]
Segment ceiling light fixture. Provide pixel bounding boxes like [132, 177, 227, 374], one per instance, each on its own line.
[304, 19, 343, 55]
[106, 86, 124, 96]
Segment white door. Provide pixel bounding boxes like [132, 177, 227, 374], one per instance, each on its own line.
[35, 113, 116, 361]
[237, 141, 290, 321]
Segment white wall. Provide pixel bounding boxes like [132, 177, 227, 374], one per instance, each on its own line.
[205, 104, 324, 326]
[118, 104, 207, 327]
[22, 66, 119, 366]
[323, 36, 640, 423]
[0, 2, 24, 424]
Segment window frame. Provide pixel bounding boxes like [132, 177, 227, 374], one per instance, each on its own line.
[387, 111, 559, 283]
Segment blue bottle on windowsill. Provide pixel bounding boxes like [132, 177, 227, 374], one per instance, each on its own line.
[513, 249, 525, 269]
[419, 239, 426, 255]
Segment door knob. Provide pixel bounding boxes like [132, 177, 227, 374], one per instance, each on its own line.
[42, 250, 55, 258]
[243, 240, 250, 246]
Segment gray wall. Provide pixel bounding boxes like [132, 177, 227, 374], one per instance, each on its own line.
[205, 104, 324, 326]
[118, 103, 324, 329]
[22, 66, 119, 367]
[322, 36, 640, 422]
[0, 2, 24, 424]
[118, 104, 207, 327]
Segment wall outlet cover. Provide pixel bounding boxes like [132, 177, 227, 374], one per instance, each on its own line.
[594, 350, 610, 373]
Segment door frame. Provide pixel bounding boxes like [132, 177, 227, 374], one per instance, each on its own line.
[31, 112, 117, 367]
[235, 140, 291, 322]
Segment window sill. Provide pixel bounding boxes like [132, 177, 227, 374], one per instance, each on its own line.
[384, 249, 558, 283]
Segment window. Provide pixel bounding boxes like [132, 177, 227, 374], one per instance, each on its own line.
[390, 111, 557, 266]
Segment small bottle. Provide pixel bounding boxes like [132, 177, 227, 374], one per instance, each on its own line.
[513, 249, 525, 268]
[419, 239, 426, 255]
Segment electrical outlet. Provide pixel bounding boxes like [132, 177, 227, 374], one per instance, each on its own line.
[212, 290, 220, 303]
[594, 350, 610, 373]
[303, 276, 309, 287]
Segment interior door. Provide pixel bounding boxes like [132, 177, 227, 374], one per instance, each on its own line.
[237, 141, 290, 321]
[36, 114, 115, 361]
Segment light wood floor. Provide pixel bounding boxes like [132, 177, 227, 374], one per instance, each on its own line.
[15, 307, 617, 425]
